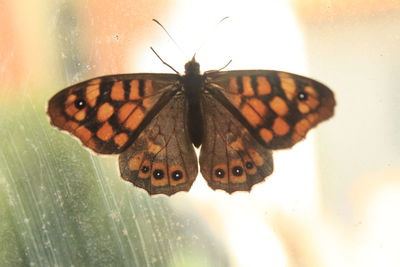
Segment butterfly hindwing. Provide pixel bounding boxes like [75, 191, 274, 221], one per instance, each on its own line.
[205, 70, 335, 149]
[118, 94, 198, 195]
[199, 93, 273, 193]
[47, 74, 179, 154]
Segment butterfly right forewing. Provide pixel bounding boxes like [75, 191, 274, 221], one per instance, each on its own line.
[205, 70, 335, 150]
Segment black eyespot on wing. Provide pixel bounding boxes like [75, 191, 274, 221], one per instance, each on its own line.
[245, 162, 254, 169]
[232, 166, 243, 176]
[153, 169, 164, 180]
[297, 91, 308, 101]
[215, 168, 225, 178]
[172, 170, 183, 181]
[141, 166, 149, 173]
[74, 98, 86, 109]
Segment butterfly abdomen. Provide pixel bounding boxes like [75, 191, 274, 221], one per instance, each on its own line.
[182, 61, 204, 148]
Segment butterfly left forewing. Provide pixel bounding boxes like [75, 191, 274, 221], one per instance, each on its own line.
[199, 93, 273, 193]
[205, 70, 335, 149]
[47, 74, 179, 154]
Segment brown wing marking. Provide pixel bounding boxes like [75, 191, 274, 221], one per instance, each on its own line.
[199, 94, 273, 194]
[119, 94, 198, 195]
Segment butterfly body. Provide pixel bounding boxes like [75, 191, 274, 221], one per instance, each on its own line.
[181, 58, 204, 148]
[48, 58, 335, 196]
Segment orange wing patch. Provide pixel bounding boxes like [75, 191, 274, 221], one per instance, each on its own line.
[74, 109, 87, 121]
[97, 102, 114, 122]
[278, 72, 296, 100]
[256, 76, 271, 95]
[269, 96, 288, 116]
[272, 117, 290, 136]
[128, 80, 140, 100]
[111, 81, 125, 101]
[114, 133, 129, 147]
[75, 126, 92, 143]
[228, 77, 239, 93]
[241, 104, 263, 127]
[242, 76, 255, 96]
[259, 128, 273, 143]
[85, 80, 101, 107]
[96, 122, 115, 141]
[123, 108, 145, 130]
[118, 103, 137, 122]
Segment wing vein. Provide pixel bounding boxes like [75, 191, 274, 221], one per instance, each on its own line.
[173, 102, 191, 184]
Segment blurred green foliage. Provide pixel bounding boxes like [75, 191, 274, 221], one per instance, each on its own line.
[0, 100, 229, 266]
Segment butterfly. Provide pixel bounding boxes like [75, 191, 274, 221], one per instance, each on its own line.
[48, 57, 335, 196]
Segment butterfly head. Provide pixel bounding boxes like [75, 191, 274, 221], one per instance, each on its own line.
[184, 56, 200, 76]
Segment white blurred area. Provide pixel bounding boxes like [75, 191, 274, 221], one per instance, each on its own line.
[145, 0, 329, 266]
[131, 0, 400, 266]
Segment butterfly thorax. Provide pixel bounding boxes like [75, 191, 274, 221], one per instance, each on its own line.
[182, 58, 204, 148]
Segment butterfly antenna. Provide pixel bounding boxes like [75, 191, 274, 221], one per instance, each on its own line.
[217, 59, 232, 71]
[150, 47, 180, 74]
[205, 59, 232, 74]
[195, 16, 230, 56]
[152, 19, 186, 57]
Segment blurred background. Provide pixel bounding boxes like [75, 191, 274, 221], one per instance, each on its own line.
[1, 0, 400, 266]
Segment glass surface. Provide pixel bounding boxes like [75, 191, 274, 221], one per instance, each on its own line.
[1, 0, 399, 266]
